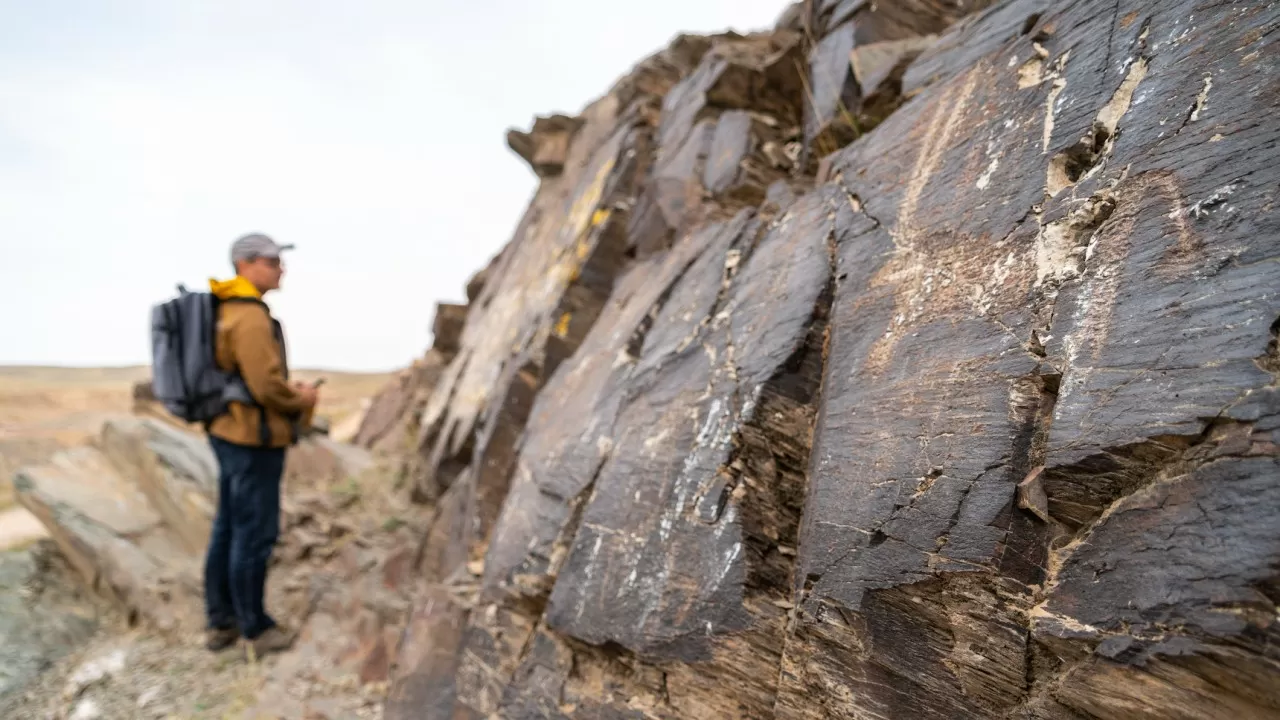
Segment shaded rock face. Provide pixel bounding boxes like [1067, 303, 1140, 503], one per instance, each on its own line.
[384, 1, 1280, 718]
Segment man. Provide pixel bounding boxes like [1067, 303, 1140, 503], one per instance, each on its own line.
[203, 232, 320, 658]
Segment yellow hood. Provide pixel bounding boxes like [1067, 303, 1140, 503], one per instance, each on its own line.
[209, 276, 262, 300]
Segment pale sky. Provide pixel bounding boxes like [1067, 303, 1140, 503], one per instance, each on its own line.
[0, 0, 787, 371]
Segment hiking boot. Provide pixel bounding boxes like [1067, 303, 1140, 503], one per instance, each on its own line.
[245, 625, 294, 661]
[205, 627, 240, 652]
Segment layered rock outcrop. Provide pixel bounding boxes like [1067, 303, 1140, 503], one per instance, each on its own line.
[13, 418, 375, 635]
[368, 1, 1279, 717]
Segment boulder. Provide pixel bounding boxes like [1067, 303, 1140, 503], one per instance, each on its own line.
[431, 303, 469, 359]
[507, 114, 586, 178]
[14, 420, 206, 632]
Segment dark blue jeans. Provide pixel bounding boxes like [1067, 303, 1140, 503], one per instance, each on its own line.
[204, 436, 285, 639]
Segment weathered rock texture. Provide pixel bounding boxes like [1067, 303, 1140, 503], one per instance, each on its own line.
[0, 541, 101, 705]
[9, 415, 440, 717]
[369, 1, 1280, 717]
[13, 418, 374, 633]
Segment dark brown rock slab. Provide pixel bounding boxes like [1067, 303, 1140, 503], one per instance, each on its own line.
[384, 585, 467, 720]
[805, 0, 993, 161]
[637, 31, 806, 241]
[414, 119, 649, 580]
[1040, 452, 1280, 650]
[426, 215, 757, 720]
[703, 110, 755, 196]
[413, 100, 648, 504]
[782, 0, 1280, 717]
[849, 36, 937, 119]
[651, 117, 717, 232]
[804, 21, 859, 158]
[451, 604, 538, 717]
[902, 0, 1051, 95]
[418, 358, 541, 587]
[1037, 420, 1280, 718]
[614, 34, 717, 119]
[483, 215, 747, 603]
[837, 0, 999, 43]
[383, 1, 1278, 716]
[703, 110, 798, 208]
[781, 186, 1043, 720]
[497, 630, 672, 720]
[542, 189, 837, 717]
[814, 0, 1003, 155]
[797, 4, 1060, 621]
[657, 32, 804, 154]
[1039, 0, 1280, 472]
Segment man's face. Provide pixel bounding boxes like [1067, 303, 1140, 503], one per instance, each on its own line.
[239, 255, 284, 292]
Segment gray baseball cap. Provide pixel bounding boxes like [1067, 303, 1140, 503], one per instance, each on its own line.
[231, 233, 295, 262]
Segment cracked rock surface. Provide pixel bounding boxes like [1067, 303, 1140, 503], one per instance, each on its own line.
[364, 1, 1279, 717]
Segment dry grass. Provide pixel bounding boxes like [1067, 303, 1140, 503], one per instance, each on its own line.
[0, 365, 389, 510]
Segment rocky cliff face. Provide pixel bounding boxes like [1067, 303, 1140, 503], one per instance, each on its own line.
[365, 1, 1280, 717]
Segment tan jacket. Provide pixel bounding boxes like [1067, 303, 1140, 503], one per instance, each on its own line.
[206, 278, 313, 448]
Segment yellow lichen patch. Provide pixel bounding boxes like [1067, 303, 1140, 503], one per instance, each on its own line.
[591, 208, 611, 228]
[563, 157, 616, 246]
[554, 312, 572, 338]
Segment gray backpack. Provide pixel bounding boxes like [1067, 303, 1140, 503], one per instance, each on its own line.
[149, 285, 256, 424]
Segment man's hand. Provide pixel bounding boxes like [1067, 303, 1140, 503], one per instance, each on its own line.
[292, 380, 320, 409]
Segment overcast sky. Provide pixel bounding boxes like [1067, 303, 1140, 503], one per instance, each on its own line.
[0, 0, 786, 372]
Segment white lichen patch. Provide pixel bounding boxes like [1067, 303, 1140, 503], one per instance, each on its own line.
[1183, 183, 1238, 218]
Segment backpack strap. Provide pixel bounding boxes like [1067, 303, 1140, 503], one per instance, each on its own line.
[259, 406, 271, 448]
